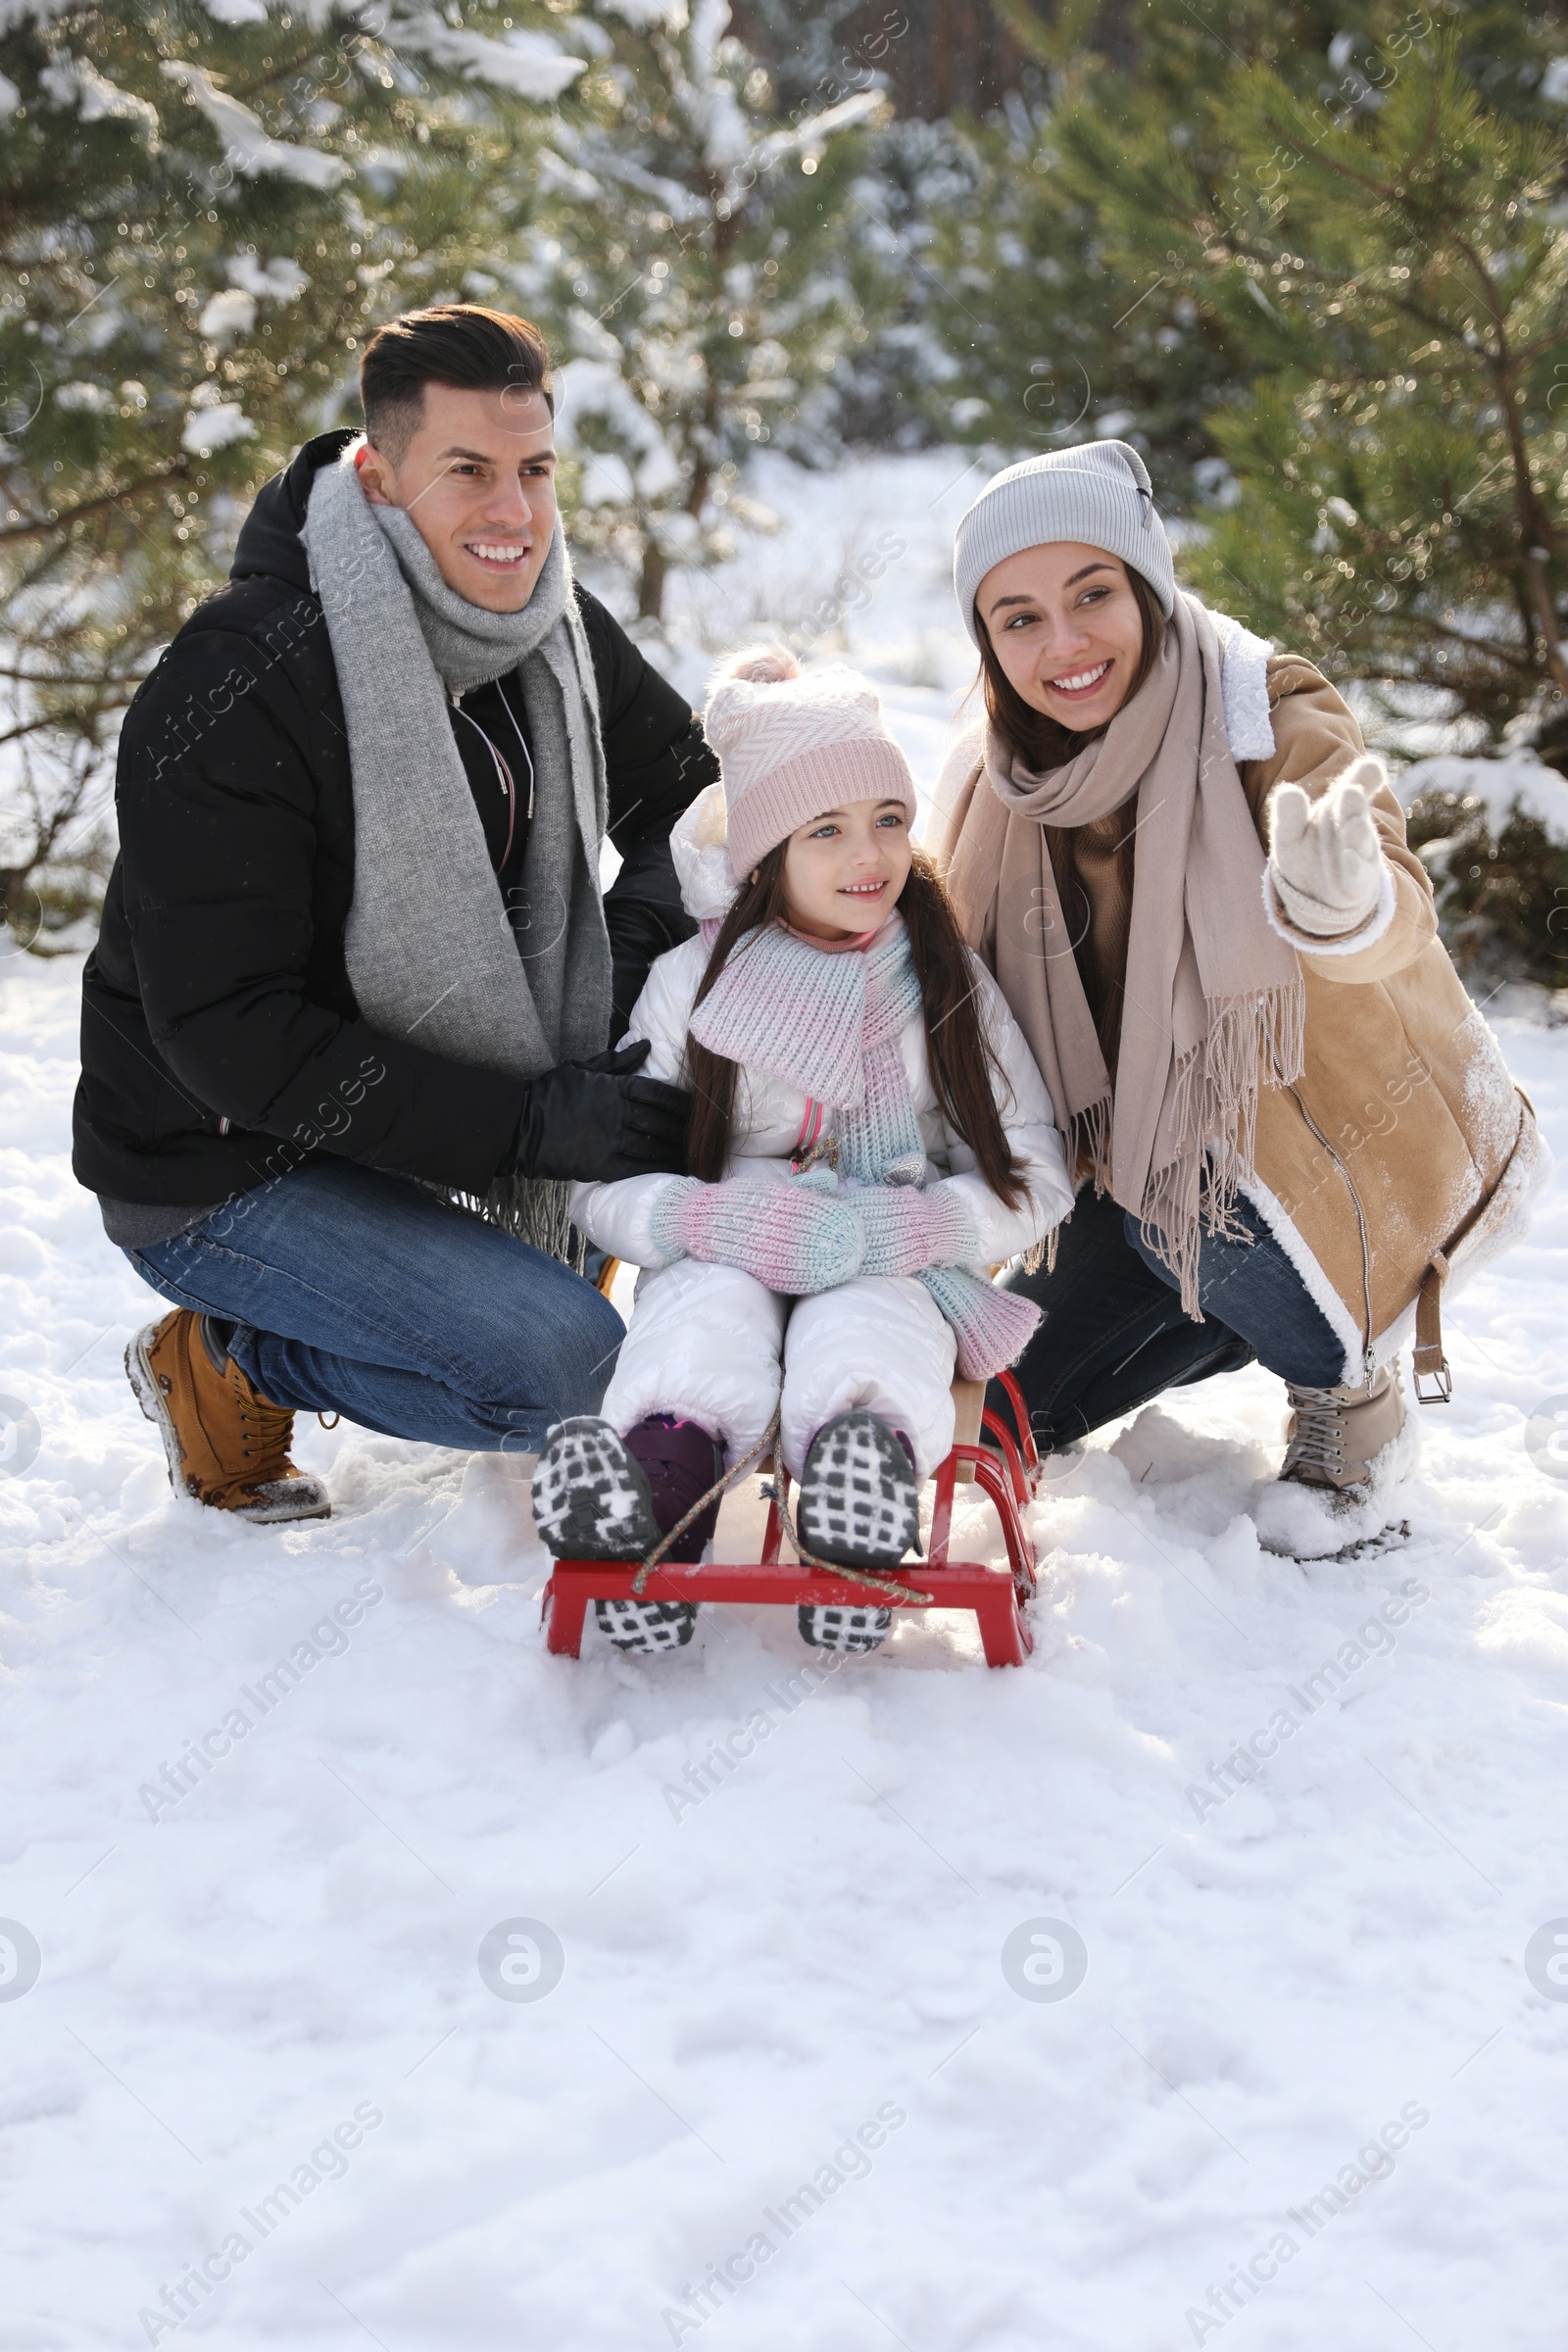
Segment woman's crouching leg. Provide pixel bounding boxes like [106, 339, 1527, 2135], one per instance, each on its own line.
[600, 1258, 787, 1463]
[781, 1275, 957, 1481]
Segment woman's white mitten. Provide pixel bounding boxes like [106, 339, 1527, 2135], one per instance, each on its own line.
[1266, 755, 1387, 939]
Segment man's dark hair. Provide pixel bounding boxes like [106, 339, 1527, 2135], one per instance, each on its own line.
[359, 304, 554, 463]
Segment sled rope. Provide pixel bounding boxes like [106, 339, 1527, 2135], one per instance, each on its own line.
[631, 1409, 932, 1605]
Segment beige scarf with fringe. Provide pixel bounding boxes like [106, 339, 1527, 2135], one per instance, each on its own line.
[935, 592, 1304, 1314]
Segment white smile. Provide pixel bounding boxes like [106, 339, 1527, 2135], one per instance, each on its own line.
[466, 541, 530, 568]
[839, 880, 887, 896]
[1047, 660, 1111, 696]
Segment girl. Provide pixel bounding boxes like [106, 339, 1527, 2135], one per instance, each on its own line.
[532, 650, 1073, 1653]
[934, 439, 1541, 1556]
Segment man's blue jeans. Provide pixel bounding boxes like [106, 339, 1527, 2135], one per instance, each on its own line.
[993, 1186, 1347, 1451]
[126, 1161, 624, 1452]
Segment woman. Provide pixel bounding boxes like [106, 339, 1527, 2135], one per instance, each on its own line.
[932, 441, 1543, 1555]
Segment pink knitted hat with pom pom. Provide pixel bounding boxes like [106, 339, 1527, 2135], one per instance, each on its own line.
[704, 646, 918, 881]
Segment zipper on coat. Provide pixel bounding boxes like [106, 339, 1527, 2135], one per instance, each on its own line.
[1288, 1084, 1376, 1392]
[492, 673, 536, 820]
[451, 696, 517, 871]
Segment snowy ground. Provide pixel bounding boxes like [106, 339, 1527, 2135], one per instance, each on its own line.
[4, 459, 1568, 2351]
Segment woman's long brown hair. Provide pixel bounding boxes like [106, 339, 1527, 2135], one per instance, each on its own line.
[974, 565, 1165, 774]
[970, 565, 1165, 1073]
[684, 845, 1029, 1209]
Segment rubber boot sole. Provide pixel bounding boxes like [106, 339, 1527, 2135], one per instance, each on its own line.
[533, 1418, 698, 1654]
[797, 1600, 894, 1654]
[794, 1411, 920, 1653]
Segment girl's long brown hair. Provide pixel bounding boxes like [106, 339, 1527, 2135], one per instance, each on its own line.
[974, 565, 1165, 775]
[684, 845, 1030, 1209]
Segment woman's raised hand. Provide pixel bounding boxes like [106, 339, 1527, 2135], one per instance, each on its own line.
[1266, 755, 1388, 940]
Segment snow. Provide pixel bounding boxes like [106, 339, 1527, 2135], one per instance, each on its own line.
[385, 14, 587, 102]
[38, 53, 160, 137]
[181, 393, 257, 456]
[158, 61, 350, 192]
[5, 455, 1568, 2349]
[1397, 749, 1568, 847]
[54, 381, 114, 412]
[559, 356, 687, 503]
[749, 88, 885, 178]
[598, 0, 688, 28]
[197, 287, 257, 344]
[0, 0, 74, 29]
[226, 257, 310, 305]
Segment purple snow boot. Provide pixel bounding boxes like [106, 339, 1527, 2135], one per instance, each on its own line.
[597, 1415, 724, 1652]
[623, 1415, 726, 1563]
[533, 1413, 723, 1652]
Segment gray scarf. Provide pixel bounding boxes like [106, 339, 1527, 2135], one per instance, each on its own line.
[301, 440, 613, 1250]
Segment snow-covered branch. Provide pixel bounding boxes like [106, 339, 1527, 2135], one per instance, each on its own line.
[382, 12, 586, 101]
[159, 59, 350, 188]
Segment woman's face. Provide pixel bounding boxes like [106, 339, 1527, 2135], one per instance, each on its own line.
[781, 797, 912, 941]
[975, 542, 1147, 733]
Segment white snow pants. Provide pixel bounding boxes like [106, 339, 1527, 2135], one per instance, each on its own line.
[601, 1257, 958, 1481]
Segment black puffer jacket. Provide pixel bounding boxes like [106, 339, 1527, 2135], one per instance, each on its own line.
[74, 430, 713, 1207]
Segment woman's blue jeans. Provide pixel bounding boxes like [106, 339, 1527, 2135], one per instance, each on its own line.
[992, 1186, 1347, 1452]
[126, 1161, 624, 1452]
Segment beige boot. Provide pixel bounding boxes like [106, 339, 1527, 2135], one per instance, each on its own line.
[1281, 1363, 1405, 1492]
[1255, 1361, 1415, 1558]
[126, 1308, 331, 1524]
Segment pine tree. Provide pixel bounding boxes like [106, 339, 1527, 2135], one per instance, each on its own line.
[733, 0, 958, 450]
[519, 0, 884, 624]
[1068, 21, 1568, 747]
[0, 0, 578, 937]
[917, 1, 1349, 500]
[919, 0, 1561, 520]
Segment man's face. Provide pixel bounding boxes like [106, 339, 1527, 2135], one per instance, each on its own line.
[356, 381, 558, 612]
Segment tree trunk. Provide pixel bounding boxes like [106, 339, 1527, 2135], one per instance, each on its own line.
[637, 534, 666, 624]
[1, 865, 39, 947]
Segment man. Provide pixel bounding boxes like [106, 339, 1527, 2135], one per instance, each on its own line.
[75, 305, 712, 1523]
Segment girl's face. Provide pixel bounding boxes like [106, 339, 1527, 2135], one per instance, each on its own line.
[781, 797, 913, 941]
[976, 542, 1147, 733]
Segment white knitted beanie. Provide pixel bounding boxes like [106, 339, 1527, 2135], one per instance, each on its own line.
[953, 439, 1177, 643]
[704, 647, 918, 881]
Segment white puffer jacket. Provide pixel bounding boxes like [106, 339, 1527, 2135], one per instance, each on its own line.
[569, 786, 1074, 1272]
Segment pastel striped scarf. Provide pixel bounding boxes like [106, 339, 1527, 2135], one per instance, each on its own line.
[688, 915, 1039, 1378]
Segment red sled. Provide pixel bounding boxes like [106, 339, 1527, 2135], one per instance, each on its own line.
[541, 1371, 1043, 1667]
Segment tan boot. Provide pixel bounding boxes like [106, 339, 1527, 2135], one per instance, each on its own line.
[1281, 1362, 1405, 1493]
[1255, 1360, 1415, 1558]
[126, 1309, 330, 1524]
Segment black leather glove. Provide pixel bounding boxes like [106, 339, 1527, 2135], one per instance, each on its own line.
[506, 1041, 691, 1183]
